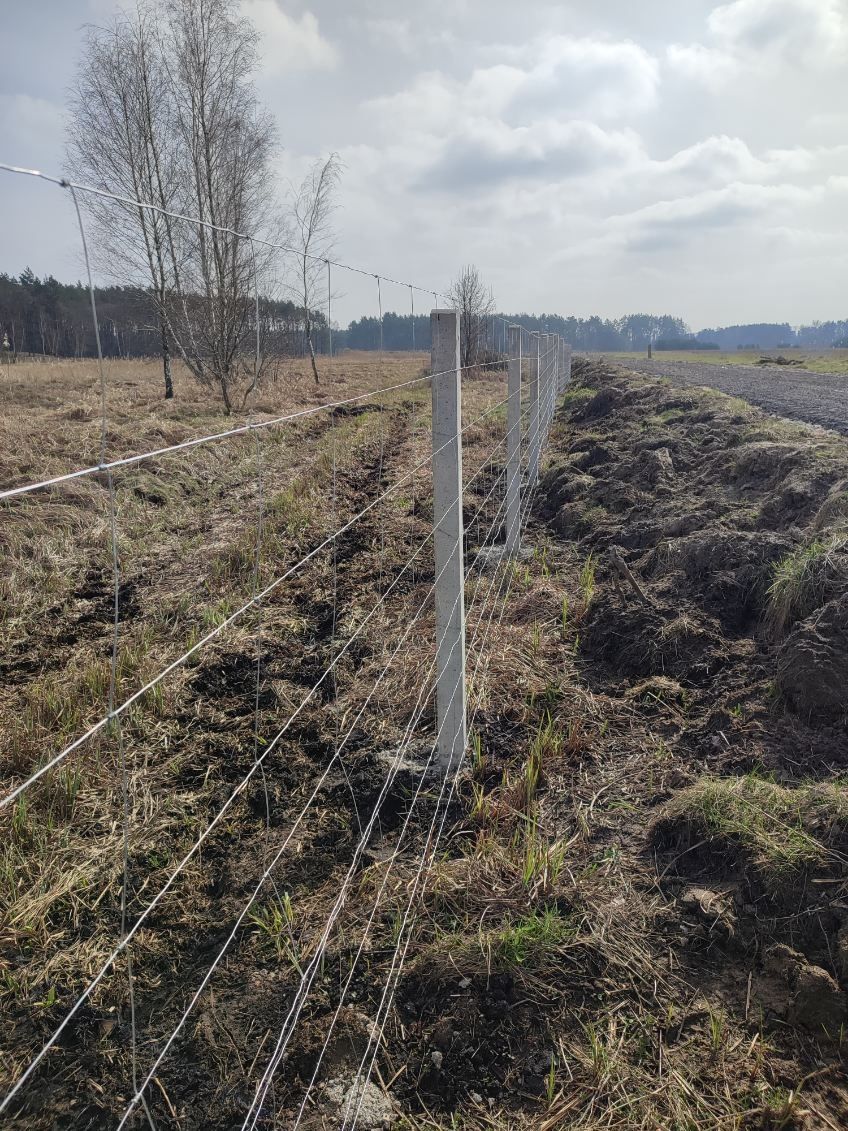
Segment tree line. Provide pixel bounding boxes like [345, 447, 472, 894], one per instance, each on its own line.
[0, 269, 326, 363]
[5, 271, 848, 362]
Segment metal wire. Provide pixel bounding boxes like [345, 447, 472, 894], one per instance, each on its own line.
[243, 485, 514, 1131]
[0, 161, 449, 303]
[0, 386, 513, 815]
[0, 410, 517, 1118]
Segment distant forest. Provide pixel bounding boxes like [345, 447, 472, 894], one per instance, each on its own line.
[2, 270, 847, 359]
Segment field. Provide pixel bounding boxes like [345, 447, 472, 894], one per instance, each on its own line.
[601, 349, 848, 375]
[3, 351, 848, 1129]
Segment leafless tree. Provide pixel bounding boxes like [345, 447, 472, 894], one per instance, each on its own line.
[67, 0, 279, 412]
[448, 264, 495, 372]
[165, 0, 279, 412]
[67, 3, 181, 398]
[290, 153, 342, 385]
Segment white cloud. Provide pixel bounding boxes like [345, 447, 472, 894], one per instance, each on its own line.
[240, 1, 338, 73]
[369, 33, 660, 137]
[495, 35, 660, 119]
[668, 1, 848, 91]
[708, 0, 848, 59]
[421, 119, 644, 190]
[665, 42, 738, 88]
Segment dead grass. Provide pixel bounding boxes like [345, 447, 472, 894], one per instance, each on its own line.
[765, 534, 848, 636]
[0, 351, 525, 1124]
[602, 348, 848, 377]
[652, 774, 848, 884]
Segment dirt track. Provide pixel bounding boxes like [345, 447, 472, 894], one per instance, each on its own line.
[618, 356, 848, 434]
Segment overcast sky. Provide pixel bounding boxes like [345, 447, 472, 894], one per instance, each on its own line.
[2, 0, 847, 327]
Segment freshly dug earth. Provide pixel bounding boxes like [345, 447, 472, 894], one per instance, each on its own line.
[349, 359, 848, 1129]
[625, 355, 848, 435]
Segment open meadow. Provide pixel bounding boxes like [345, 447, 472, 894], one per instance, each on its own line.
[599, 349, 848, 375]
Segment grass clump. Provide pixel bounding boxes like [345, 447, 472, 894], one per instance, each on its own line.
[764, 534, 847, 636]
[560, 386, 595, 410]
[492, 908, 575, 965]
[653, 775, 848, 885]
[413, 907, 578, 985]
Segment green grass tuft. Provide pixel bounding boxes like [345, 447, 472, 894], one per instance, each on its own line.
[653, 774, 848, 884]
[765, 535, 847, 636]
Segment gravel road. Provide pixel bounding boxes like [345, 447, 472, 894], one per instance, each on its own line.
[617, 357, 848, 435]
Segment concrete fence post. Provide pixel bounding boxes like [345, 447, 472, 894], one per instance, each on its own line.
[506, 325, 522, 556]
[540, 335, 548, 445]
[551, 332, 558, 434]
[528, 334, 541, 485]
[551, 334, 559, 415]
[430, 309, 467, 772]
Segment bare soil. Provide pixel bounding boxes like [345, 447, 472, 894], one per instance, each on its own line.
[621, 356, 848, 435]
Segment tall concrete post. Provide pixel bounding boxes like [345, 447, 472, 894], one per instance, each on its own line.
[430, 310, 467, 772]
[551, 334, 559, 411]
[528, 334, 541, 485]
[546, 334, 555, 438]
[506, 326, 522, 556]
[546, 334, 555, 439]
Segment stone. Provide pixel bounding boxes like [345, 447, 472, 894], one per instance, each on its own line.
[323, 1078, 396, 1130]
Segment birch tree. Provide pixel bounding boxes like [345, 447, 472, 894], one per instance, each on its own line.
[291, 154, 342, 385]
[448, 264, 495, 372]
[67, 0, 278, 412]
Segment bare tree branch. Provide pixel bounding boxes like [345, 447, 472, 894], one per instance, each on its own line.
[447, 264, 495, 372]
[290, 153, 342, 385]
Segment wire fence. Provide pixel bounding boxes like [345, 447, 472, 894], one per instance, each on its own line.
[0, 163, 571, 1128]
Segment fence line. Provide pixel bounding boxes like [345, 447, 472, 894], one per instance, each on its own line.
[0, 157, 572, 1127]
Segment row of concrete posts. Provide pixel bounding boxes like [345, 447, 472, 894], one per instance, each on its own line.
[429, 309, 572, 772]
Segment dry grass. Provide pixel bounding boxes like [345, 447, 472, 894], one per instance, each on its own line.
[765, 535, 848, 636]
[652, 774, 848, 885]
[0, 351, 527, 1124]
[601, 348, 848, 376]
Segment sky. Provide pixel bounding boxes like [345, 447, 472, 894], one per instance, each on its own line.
[1, 0, 847, 328]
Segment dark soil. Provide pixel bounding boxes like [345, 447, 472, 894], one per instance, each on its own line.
[626, 355, 848, 435]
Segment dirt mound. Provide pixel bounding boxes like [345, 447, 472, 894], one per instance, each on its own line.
[572, 383, 647, 422]
[582, 594, 725, 684]
[731, 441, 805, 489]
[776, 592, 848, 720]
[644, 528, 793, 629]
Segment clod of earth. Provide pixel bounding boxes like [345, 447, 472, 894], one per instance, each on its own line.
[760, 945, 848, 1035]
[776, 592, 848, 720]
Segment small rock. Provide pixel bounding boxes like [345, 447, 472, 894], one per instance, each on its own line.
[469, 1092, 483, 1106]
[323, 1078, 395, 1129]
[430, 1050, 443, 1071]
[458, 977, 471, 990]
[679, 886, 736, 938]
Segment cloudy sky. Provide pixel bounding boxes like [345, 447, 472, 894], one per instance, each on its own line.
[2, 0, 847, 327]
